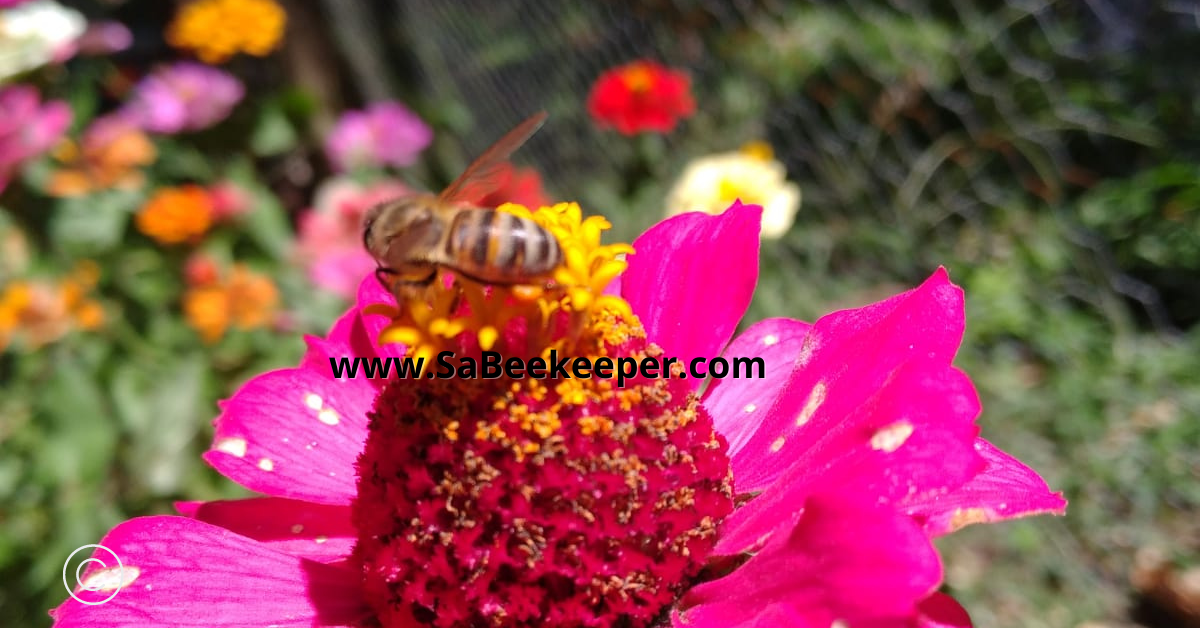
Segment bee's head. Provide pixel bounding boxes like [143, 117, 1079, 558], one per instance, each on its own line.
[361, 193, 439, 260]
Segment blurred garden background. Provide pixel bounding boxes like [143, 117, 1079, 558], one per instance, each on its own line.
[1, 0, 1198, 626]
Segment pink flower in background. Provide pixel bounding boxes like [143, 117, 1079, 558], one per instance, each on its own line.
[73, 20, 133, 55]
[51, 202, 1066, 628]
[325, 101, 432, 172]
[122, 62, 244, 134]
[207, 180, 253, 222]
[0, 85, 71, 194]
[295, 177, 411, 299]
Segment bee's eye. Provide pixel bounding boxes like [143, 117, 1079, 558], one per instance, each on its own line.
[362, 216, 376, 249]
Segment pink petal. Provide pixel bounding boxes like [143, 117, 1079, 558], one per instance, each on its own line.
[601, 272, 621, 297]
[809, 594, 973, 628]
[49, 516, 368, 627]
[702, 317, 811, 458]
[732, 268, 967, 492]
[903, 438, 1068, 536]
[299, 303, 388, 383]
[621, 202, 761, 387]
[203, 364, 375, 505]
[672, 603, 816, 628]
[354, 274, 407, 361]
[917, 593, 974, 628]
[175, 498, 355, 563]
[678, 494, 942, 627]
[717, 359, 982, 554]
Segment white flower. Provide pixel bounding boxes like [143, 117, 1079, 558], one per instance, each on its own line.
[665, 142, 802, 239]
[0, 0, 86, 83]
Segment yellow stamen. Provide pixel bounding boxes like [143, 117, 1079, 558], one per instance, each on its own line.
[739, 140, 775, 161]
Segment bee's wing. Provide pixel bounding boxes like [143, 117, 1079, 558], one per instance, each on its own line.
[437, 111, 548, 205]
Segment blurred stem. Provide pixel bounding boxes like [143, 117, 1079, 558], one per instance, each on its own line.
[110, 315, 164, 361]
[622, 133, 667, 196]
[277, 0, 343, 140]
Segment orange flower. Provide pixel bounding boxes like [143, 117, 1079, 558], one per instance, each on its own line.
[183, 263, 279, 343]
[167, 0, 287, 64]
[0, 261, 104, 352]
[135, 185, 214, 245]
[47, 114, 156, 197]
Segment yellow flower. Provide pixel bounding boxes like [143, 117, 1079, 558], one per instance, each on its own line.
[665, 142, 802, 239]
[166, 0, 287, 64]
[0, 261, 104, 352]
[183, 263, 279, 343]
[135, 185, 214, 245]
[47, 115, 157, 197]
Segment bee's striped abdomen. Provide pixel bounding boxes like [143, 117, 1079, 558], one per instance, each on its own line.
[446, 209, 563, 284]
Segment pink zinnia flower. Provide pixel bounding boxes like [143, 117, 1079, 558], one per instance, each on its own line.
[295, 177, 412, 299]
[207, 180, 253, 222]
[325, 101, 432, 172]
[52, 201, 1065, 628]
[0, 84, 70, 194]
[73, 20, 133, 56]
[122, 62, 245, 134]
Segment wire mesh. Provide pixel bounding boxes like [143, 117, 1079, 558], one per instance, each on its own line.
[312, 0, 1200, 334]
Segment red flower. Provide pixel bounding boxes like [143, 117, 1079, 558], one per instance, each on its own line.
[470, 162, 552, 209]
[587, 60, 695, 135]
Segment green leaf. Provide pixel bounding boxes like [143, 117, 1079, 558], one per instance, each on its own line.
[48, 191, 142, 255]
[240, 183, 294, 260]
[250, 103, 300, 157]
[113, 249, 180, 309]
[112, 355, 210, 493]
[33, 357, 117, 486]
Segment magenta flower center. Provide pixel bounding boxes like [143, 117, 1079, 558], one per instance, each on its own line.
[350, 310, 735, 627]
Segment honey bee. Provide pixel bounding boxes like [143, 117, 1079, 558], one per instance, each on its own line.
[362, 111, 562, 299]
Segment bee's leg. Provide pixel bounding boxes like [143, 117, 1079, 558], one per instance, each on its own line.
[374, 267, 402, 292]
[448, 282, 467, 315]
[375, 267, 439, 290]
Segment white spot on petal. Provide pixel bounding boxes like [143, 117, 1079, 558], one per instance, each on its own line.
[214, 437, 247, 458]
[81, 565, 140, 592]
[317, 408, 340, 426]
[291, 524, 304, 534]
[743, 403, 756, 413]
[315, 535, 328, 544]
[795, 335, 819, 367]
[258, 458, 275, 471]
[304, 393, 323, 410]
[870, 420, 914, 453]
[763, 334, 779, 346]
[796, 381, 827, 427]
[831, 620, 850, 628]
[770, 435, 786, 452]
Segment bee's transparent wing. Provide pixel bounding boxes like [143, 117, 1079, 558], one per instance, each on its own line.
[438, 111, 548, 205]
